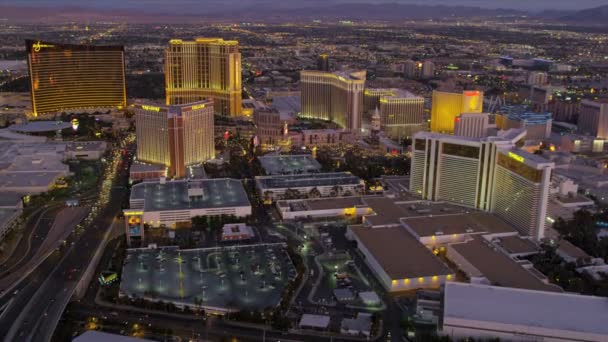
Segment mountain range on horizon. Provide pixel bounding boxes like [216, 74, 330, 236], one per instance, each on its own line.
[0, 2, 606, 25]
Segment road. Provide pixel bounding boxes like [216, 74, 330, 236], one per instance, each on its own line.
[0, 205, 60, 277]
[0, 186, 126, 341]
[61, 302, 366, 342]
[0, 136, 134, 342]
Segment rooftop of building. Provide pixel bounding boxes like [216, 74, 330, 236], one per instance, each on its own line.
[402, 212, 517, 238]
[130, 161, 166, 173]
[499, 148, 554, 167]
[380, 176, 410, 192]
[65, 141, 107, 152]
[362, 197, 470, 227]
[0, 172, 65, 191]
[169, 38, 238, 46]
[494, 235, 539, 255]
[365, 88, 420, 99]
[554, 194, 594, 205]
[256, 172, 361, 189]
[299, 314, 331, 328]
[449, 236, 561, 292]
[557, 239, 590, 260]
[133, 100, 213, 116]
[305, 196, 368, 211]
[413, 129, 526, 146]
[258, 154, 321, 175]
[498, 105, 552, 122]
[73, 331, 154, 342]
[129, 178, 250, 212]
[8, 121, 72, 133]
[444, 282, 608, 336]
[0, 192, 22, 208]
[349, 225, 453, 280]
[301, 69, 366, 82]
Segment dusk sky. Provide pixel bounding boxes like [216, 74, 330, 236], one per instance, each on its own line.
[3, 0, 608, 11]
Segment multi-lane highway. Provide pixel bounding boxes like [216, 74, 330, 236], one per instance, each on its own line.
[0, 137, 134, 342]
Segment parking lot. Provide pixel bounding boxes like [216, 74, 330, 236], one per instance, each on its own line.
[120, 243, 297, 312]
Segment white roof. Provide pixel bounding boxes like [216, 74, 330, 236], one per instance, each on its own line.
[358, 291, 381, 304]
[73, 331, 154, 342]
[299, 314, 330, 328]
[444, 282, 608, 336]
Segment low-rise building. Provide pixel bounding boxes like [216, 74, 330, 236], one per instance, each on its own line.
[221, 223, 254, 241]
[346, 224, 454, 292]
[124, 178, 251, 246]
[65, 141, 107, 160]
[277, 196, 372, 220]
[298, 314, 330, 330]
[258, 154, 321, 175]
[255, 172, 365, 201]
[341, 313, 372, 337]
[442, 282, 608, 342]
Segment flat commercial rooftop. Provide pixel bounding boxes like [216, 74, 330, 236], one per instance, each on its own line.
[402, 212, 516, 238]
[0, 192, 22, 208]
[256, 172, 361, 189]
[449, 236, 560, 292]
[304, 196, 368, 211]
[73, 331, 154, 342]
[259, 154, 321, 175]
[349, 225, 452, 280]
[66, 141, 107, 152]
[0, 172, 64, 191]
[496, 235, 539, 255]
[444, 282, 608, 337]
[557, 239, 590, 259]
[362, 197, 470, 227]
[130, 161, 166, 173]
[130, 179, 250, 212]
[8, 121, 71, 133]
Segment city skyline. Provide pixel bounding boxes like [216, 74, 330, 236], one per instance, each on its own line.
[3, 0, 608, 11]
[0, 4, 607, 342]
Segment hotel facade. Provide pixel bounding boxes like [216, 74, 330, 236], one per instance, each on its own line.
[410, 130, 553, 240]
[300, 70, 366, 131]
[26, 40, 126, 116]
[430, 90, 483, 134]
[165, 38, 242, 117]
[364, 88, 425, 139]
[134, 100, 214, 178]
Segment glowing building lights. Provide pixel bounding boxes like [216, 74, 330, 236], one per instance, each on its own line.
[508, 151, 525, 163]
[165, 38, 242, 117]
[135, 100, 214, 178]
[141, 105, 161, 112]
[300, 70, 366, 130]
[431, 90, 484, 133]
[26, 40, 126, 116]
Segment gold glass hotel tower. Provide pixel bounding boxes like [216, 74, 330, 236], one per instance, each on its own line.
[430, 90, 483, 133]
[26, 40, 126, 116]
[134, 100, 215, 179]
[165, 38, 242, 117]
[300, 70, 366, 131]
